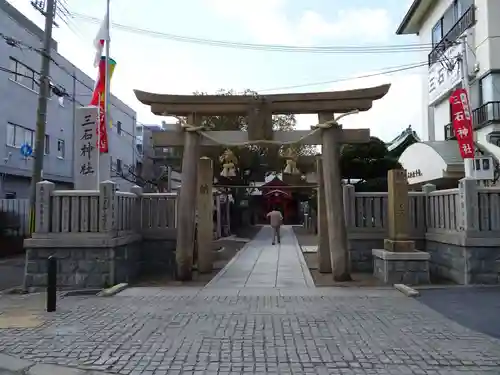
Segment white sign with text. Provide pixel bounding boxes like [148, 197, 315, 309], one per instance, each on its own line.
[74, 106, 99, 190]
[428, 43, 462, 105]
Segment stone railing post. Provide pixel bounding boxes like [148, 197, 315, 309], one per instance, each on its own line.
[458, 177, 479, 232]
[422, 183, 436, 230]
[342, 184, 355, 228]
[35, 181, 55, 233]
[130, 185, 143, 234]
[99, 180, 117, 234]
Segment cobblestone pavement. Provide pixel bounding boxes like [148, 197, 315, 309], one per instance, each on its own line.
[207, 226, 314, 289]
[0, 230, 500, 374]
[418, 286, 500, 339]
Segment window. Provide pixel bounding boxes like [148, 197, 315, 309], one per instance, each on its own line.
[136, 144, 143, 155]
[431, 0, 474, 46]
[135, 125, 143, 135]
[116, 121, 122, 135]
[44, 135, 50, 155]
[9, 57, 38, 91]
[442, 6, 456, 36]
[431, 21, 442, 46]
[457, 0, 474, 17]
[116, 158, 122, 173]
[6, 123, 34, 148]
[6, 123, 15, 146]
[57, 139, 65, 159]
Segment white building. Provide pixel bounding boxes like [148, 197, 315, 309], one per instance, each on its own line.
[396, 0, 500, 187]
[0, 0, 137, 196]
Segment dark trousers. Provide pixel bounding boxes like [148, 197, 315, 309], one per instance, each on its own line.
[272, 226, 281, 244]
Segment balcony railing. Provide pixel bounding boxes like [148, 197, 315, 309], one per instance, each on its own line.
[473, 101, 500, 129]
[428, 5, 475, 66]
[444, 123, 455, 140]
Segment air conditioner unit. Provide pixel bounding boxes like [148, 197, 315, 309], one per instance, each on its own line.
[472, 156, 494, 180]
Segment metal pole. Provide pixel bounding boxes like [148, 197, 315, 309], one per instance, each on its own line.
[46, 256, 57, 312]
[28, 0, 56, 234]
[459, 37, 474, 178]
[97, 94, 101, 188]
[71, 70, 76, 182]
[103, 0, 111, 173]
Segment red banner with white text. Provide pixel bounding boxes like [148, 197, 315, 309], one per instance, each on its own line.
[449, 88, 474, 159]
[97, 93, 109, 153]
[90, 57, 116, 154]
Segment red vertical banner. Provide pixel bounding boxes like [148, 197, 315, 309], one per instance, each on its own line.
[90, 57, 115, 154]
[98, 94, 109, 153]
[450, 88, 475, 159]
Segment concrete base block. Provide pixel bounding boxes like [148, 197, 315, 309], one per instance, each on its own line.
[383, 239, 415, 252]
[372, 249, 430, 285]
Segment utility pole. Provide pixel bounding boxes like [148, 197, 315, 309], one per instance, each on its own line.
[28, 0, 57, 234]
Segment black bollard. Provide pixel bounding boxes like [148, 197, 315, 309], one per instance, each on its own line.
[46, 256, 57, 312]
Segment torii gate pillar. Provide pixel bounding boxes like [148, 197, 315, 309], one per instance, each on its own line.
[319, 112, 351, 281]
[175, 114, 201, 280]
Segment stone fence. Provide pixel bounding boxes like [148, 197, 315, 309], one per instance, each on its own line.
[343, 178, 500, 284]
[24, 177, 500, 288]
[24, 180, 227, 289]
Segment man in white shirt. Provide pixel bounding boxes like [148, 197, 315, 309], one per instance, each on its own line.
[266, 208, 283, 245]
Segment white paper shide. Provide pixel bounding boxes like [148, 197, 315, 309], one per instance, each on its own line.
[74, 106, 99, 190]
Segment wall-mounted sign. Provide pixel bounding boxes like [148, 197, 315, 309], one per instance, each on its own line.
[406, 169, 422, 179]
[20, 143, 32, 158]
[450, 88, 474, 159]
[428, 43, 462, 105]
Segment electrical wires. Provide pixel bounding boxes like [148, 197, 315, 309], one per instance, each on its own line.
[72, 12, 432, 54]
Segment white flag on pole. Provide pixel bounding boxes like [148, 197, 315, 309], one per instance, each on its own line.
[93, 12, 108, 67]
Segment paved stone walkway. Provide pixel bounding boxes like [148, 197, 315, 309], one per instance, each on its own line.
[206, 226, 314, 289]
[0, 229, 500, 374]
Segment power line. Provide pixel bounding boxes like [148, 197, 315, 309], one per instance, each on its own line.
[257, 60, 435, 92]
[72, 12, 433, 54]
[2, 29, 457, 132]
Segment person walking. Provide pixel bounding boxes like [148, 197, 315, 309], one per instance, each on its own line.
[266, 208, 283, 245]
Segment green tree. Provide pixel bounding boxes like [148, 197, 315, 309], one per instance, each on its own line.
[340, 136, 401, 191]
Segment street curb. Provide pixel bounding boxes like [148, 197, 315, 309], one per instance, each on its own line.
[0, 352, 112, 375]
[97, 283, 128, 297]
[394, 284, 420, 297]
[0, 286, 26, 295]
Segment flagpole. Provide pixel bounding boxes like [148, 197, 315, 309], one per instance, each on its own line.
[103, 0, 111, 185]
[96, 94, 101, 188]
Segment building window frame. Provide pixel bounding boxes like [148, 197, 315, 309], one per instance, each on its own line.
[6, 123, 34, 148]
[57, 139, 65, 159]
[44, 135, 50, 155]
[431, 20, 443, 46]
[431, 0, 473, 47]
[9, 57, 39, 92]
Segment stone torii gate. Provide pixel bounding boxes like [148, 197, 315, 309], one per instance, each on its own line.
[135, 85, 390, 281]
